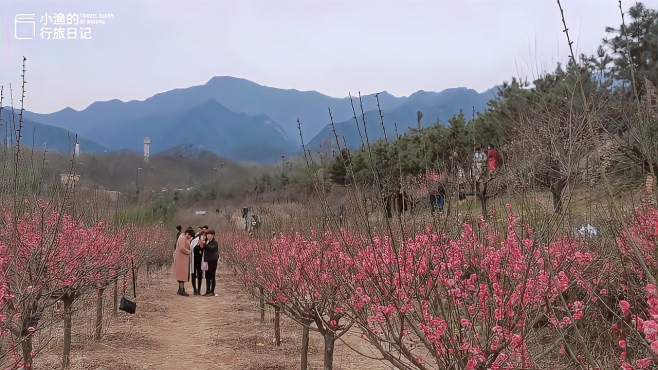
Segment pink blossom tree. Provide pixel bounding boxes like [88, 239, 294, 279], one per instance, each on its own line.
[341, 207, 599, 369]
[54, 216, 126, 368]
[0, 207, 127, 369]
[263, 233, 354, 370]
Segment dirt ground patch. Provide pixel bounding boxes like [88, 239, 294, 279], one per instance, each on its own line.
[35, 266, 392, 370]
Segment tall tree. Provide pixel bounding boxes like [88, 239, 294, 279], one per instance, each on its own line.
[604, 2, 658, 88]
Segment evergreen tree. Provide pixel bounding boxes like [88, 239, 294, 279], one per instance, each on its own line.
[604, 2, 658, 87]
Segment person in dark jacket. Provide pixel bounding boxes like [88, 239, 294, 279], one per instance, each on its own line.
[190, 228, 207, 295]
[203, 230, 220, 296]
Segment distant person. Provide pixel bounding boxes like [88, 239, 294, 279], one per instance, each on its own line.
[487, 144, 503, 173]
[456, 166, 466, 201]
[203, 229, 220, 296]
[174, 225, 182, 251]
[435, 182, 446, 212]
[250, 215, 260, 233]
[473, 147, 487, 179]
[190, 227, 207, 295]
[189, 228, 200, 294]
[173, 228, 195, 296]
[242, 208, 250, 231]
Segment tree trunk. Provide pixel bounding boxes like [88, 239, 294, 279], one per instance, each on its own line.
[259, 287, 265, 323]
[20, 329, 33, 369]
[95, 288, 104, 341]
[62, 295, 74, 368]
[550, 180, 566, 214]
[300, 323, 310, 370]
[274, 305, 281, 346]
[19, 301, 41, 369]
[113, 279, 118, 316]
[323, 332, 336, 370]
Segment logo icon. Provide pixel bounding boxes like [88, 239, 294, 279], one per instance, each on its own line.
[15, 14, 36, 40]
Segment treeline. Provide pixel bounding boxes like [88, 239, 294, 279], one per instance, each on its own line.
[326, 2, 658, 210]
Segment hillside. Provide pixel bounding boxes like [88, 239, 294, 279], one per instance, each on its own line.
[0, 109, 106, 154]
[114, 99, 295, 162]
[23, 146, 253, 196]
[24, 77, 403, 147]
[23, 77, 496, 161]
[308, 87, 497, 149]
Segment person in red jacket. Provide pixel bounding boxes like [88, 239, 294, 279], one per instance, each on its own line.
[487, 144, 502, 173]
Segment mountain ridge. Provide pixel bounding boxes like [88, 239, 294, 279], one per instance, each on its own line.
[18, 77, 498, 162]
[308, 86, 497, 149]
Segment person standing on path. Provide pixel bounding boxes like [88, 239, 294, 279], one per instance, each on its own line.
[191, 226, 208, 295]
[203, 229, 220, 296]
[173, 228, 194, 296]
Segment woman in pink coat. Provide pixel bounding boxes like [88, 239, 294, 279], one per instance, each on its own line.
[173, 228, 194, 296]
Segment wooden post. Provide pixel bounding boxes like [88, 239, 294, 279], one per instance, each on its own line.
[113, 279, 118, 316]
[95, 288, 105, 341]
[274, 305, 281, 346]
[259, 287, 265, 322]
[62, 294, 74, 368]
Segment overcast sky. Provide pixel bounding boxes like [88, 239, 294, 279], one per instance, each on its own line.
[1, 0, 656, 113]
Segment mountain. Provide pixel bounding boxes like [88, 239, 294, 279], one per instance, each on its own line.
[308, 87, 498, 149]
[25, 77, 405, 146]
[94, 99, 295, 163]
[0, 109, 106, 154]
[22, 77, 498, 161]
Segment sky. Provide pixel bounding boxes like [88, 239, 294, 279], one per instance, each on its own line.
[1, 0, 657, 113]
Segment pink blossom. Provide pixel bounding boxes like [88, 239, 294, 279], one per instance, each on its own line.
[644, 321, 658, 341]
[620, 300, 631, 317]
[637, 358, 653, 369]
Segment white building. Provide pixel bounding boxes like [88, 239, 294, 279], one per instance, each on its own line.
[144, 137, 151, 162]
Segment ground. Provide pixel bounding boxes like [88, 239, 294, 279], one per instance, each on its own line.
[35, 266, 392, 370]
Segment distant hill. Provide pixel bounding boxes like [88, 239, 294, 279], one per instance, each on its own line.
[25, 76, 403, 147]
[308, 87, 498, 149]
[94, 99, 295, 163]
[22, 76, 497, 161]
[0, 109, 106, 155]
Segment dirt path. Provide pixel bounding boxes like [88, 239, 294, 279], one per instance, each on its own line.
[134, 286, 219, 369]
[36, 266, 391, 370]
